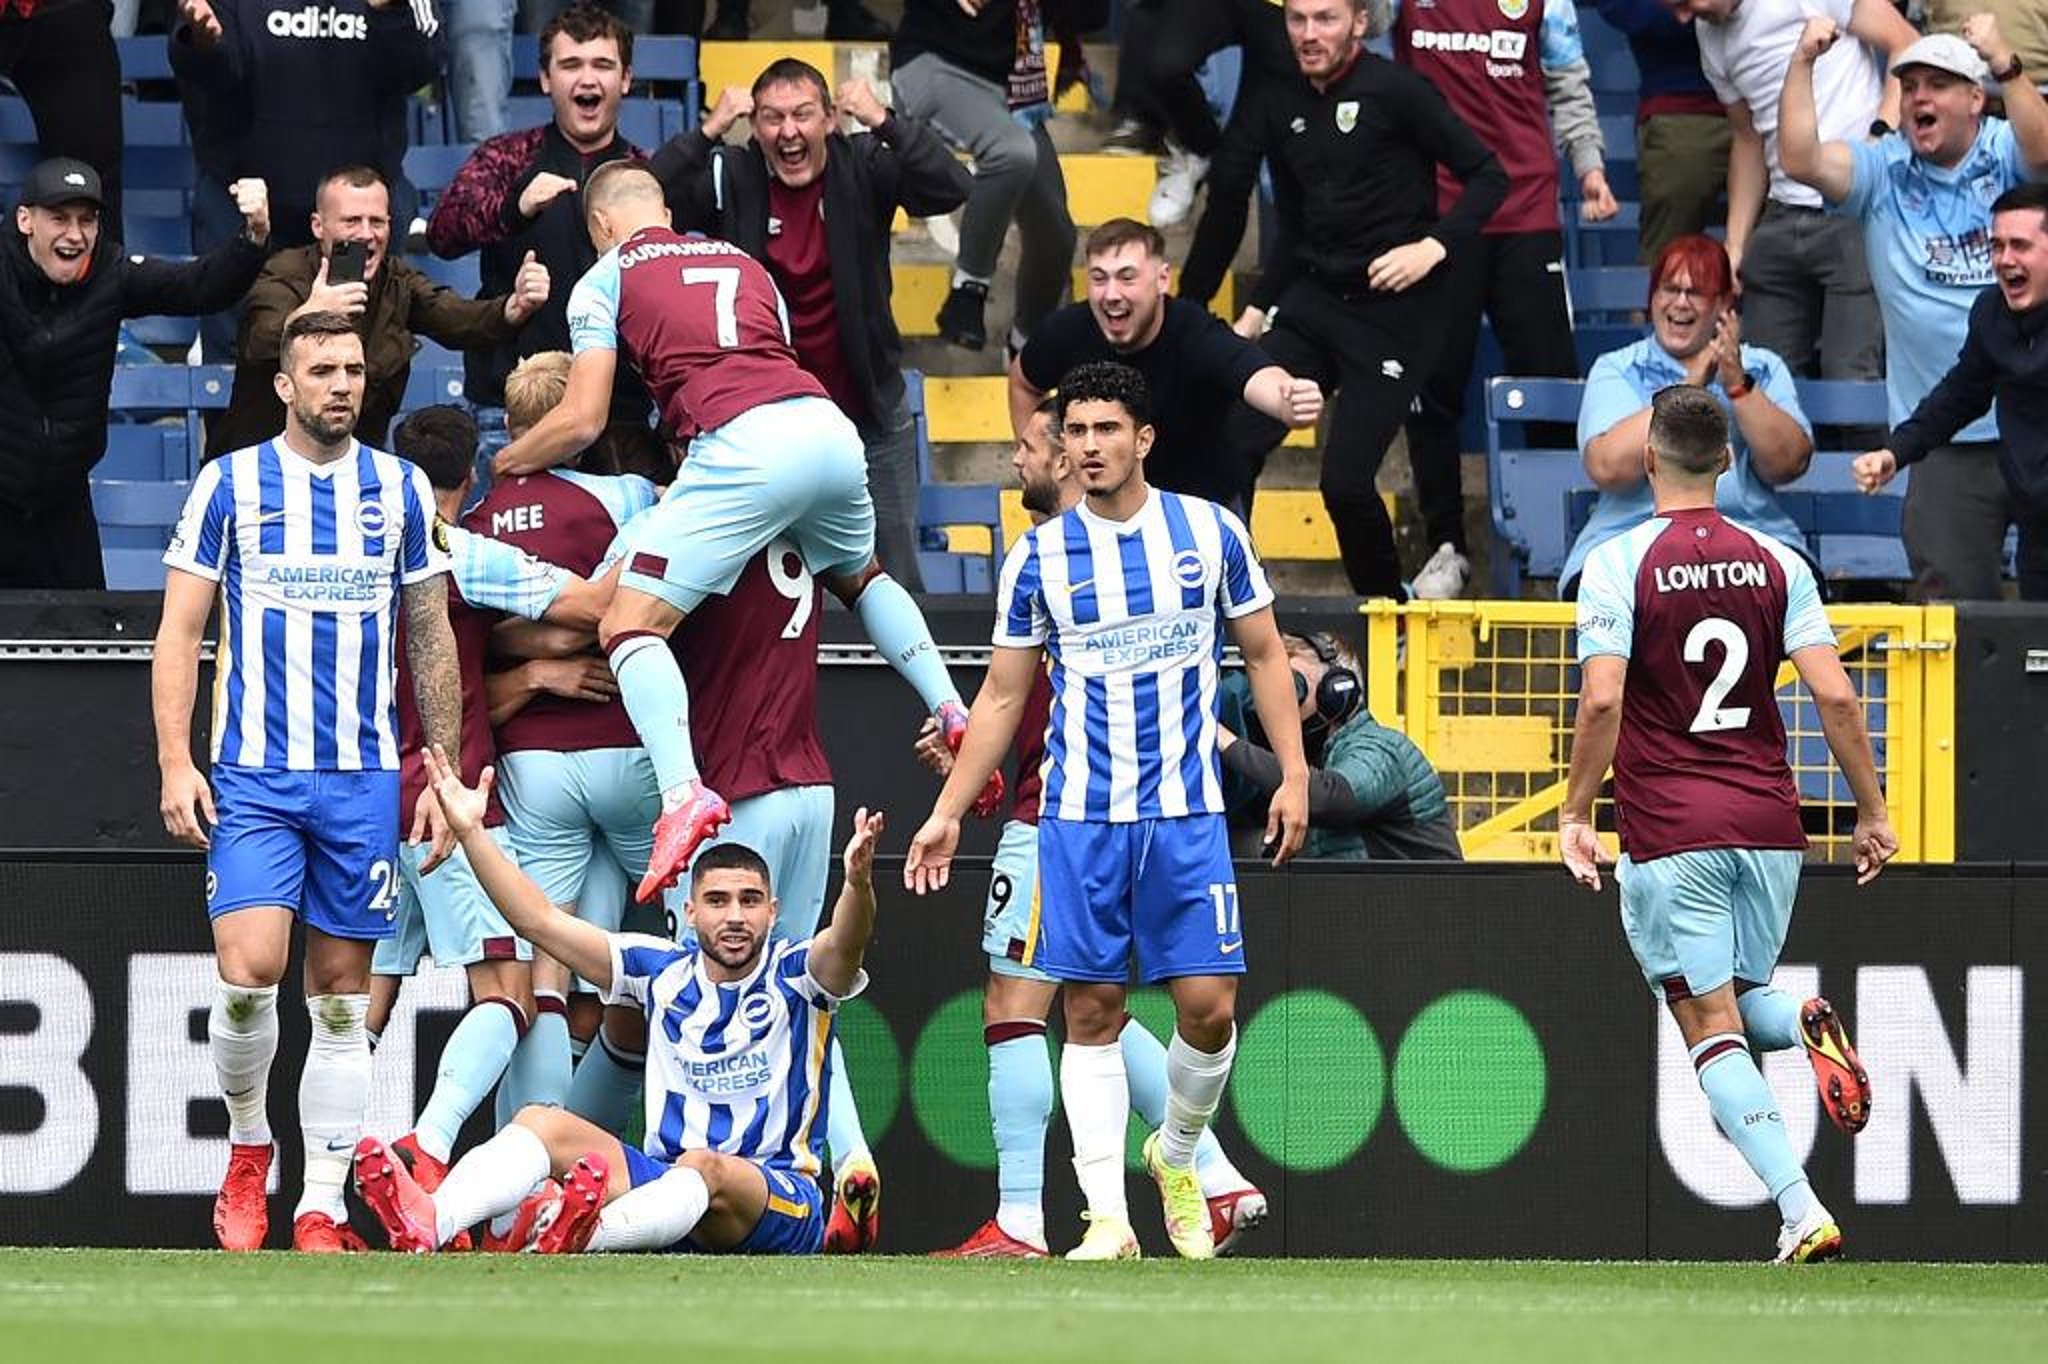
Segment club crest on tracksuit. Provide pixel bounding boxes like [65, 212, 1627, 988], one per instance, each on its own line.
[1335, 100, 1358, 133]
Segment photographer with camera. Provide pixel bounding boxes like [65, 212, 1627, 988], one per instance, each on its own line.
[1217, 630, 1463, 861]
[208, 165, 550, 459]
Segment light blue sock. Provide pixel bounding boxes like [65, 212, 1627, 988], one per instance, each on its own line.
[414, 998, 521, 1162]
[1118, 1017, 1230, 1185]
[607, 633, 700, 799]
[987, 1024, 1053, 1242]
[567, 1031, 644, 1137]
[1692, 1033, 1815, 1224]
[1738, 988, 1803, 1052]
[497, 998, 572, 1126]
[825, 1038, 870, 1172]
[853, 575, 959, 715]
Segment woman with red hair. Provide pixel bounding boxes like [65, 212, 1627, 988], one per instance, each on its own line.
[1561, 234, 1816, 595]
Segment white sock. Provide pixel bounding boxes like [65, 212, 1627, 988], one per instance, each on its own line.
[1158, 1027, 1235, 1170]
[434, 1123, 551, 1247]
[950, 267, 991, 290]
[210, 979, 279, 1148]
[294, 993, 370, 1222]
[996, 1203, 1046, 1249]
[586, 1165, 709, 1252]
[1060, 1042, 1130, 1224]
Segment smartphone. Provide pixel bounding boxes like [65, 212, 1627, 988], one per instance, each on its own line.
[327, 239, 366, 286]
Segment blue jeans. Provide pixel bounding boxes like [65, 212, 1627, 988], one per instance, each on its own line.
[447, 0, 516, 142]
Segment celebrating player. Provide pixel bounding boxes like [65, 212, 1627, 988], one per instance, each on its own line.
[907, 362, 1310, 1261]
[354, 746, 882, 1258]
[1561, 385, 1897, 1265]
[490, 161, 993, 902]
[922, 399, 1268, 1259]
[153, 312, 461, 1252]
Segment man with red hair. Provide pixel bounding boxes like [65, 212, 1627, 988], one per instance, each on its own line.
[1563, 234, 1815, 596]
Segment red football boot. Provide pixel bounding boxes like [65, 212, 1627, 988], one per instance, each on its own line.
[534, 1153, 609, 1255]
[480, 1179, 563, 1253]
[353, 1136, 440, 1253]
[1206, 1186, 1269, 1256]
[213, 1142, 272, 1252]
[1800, 997, 1873, 1135]
[291, 1212, 367, 1253]
[636, 782, 732, 903]
[937, 702, 1006, 818]
[391, 1132, 449, 1193]
[823, 1157, 881, 1254]
[930, 1218, 1048, 1259]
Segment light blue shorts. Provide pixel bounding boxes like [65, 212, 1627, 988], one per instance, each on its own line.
[496, 747, 657, 916]
[679, 784, 835, 944]
[1616, 847, 1804, 1001]
[372, 827, 531, 976]
[617, 396, 873, 612]
[985, 819, 1055, 983]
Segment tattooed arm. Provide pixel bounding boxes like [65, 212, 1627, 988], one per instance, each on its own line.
[403, 573, 464, 872]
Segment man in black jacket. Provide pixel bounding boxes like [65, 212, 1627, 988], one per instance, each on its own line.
[0, 161, 272, 589]
[657, 60, 973, 589]
[1855, 183, 2048, 601]
[1203, 0, 1507, 599]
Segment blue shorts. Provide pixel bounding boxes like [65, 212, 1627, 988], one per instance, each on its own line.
[699, 785, 834, 942]
[372, 828, 532, 976]
[985, 819, 1054, 983]
[618, 1150, 825, 1256]
[1616, 847, 1804, 1001]
[618, 396, 873, 612]
[207, 764, 399, 941]
[496, 747, 658, 918]
[1035, 814, 1243, 984]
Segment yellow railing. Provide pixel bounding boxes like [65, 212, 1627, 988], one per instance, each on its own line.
[1361, 601, 1956, 864]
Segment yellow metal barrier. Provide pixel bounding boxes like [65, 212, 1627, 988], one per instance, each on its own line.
[1361, 601, 1956, 864]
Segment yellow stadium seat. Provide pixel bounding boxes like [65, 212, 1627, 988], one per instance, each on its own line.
[924, 375, 1313, 448]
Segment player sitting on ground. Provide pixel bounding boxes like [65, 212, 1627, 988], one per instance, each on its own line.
[1561, 384, 1896, 1265]
[355, 745, 882, 1256]
[919, 400, 1267, 1259]
[489, 161, 997, 902]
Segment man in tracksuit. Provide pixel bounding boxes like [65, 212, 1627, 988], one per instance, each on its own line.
[1211, 0, 1507, 599]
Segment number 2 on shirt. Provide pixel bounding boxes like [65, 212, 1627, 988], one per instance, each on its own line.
[1684, 616, 1753, 733]
[682, 266, 740, 347]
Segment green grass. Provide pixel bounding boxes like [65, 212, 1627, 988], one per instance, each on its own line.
[3, 1250, 2043, 1363]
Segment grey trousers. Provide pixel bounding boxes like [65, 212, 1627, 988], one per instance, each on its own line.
[1739, 204, 1883, 380]
[1902, 442, 2014, 602]
[891, 53, 1076, 336]
[863, 393, 925, 593]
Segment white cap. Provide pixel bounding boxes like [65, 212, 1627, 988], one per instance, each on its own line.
[1891, 32, 1992, 87]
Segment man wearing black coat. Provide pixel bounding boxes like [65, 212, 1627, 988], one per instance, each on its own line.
[0, 161, 271, 589]
[654, 62, 973, 589]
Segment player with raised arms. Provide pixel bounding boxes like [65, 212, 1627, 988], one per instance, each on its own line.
[907, 361, 1310, 1260]
[1561, 384, 1897, 1265]
[354, 746, 882, 1256]
[922, 398, 1268, 1259]
[489, 160, 994, 903]
[153, 311, 462, 1252]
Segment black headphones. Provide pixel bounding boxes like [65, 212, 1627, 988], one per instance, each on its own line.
[1287, 631, 1363, 737]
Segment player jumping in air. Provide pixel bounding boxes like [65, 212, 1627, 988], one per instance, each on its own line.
[153, 311, 463, 1252]
[1561, 385, 1897, 1265]
[490, 161, 994, 903]
[907, 362, 1310, 1260]
[920, 399, 1268, 1259]
[355, 745, 882, 1257]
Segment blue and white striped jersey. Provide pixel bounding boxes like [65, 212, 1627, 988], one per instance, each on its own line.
[994, 488, 1275, 823]
[445, 523, 566, 622]
[602, 933, 864, 1177]
[164, 439, 450, 771]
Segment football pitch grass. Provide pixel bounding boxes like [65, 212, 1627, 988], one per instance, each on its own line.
[4, 1251, 2045, 1363]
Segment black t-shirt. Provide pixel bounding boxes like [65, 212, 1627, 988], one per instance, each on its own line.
[1020, 296, 1270, 505]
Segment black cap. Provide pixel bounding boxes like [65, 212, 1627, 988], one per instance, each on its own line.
[20, 158, 104, 210]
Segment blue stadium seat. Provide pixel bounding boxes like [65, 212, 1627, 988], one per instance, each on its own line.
[122, 213, 192, 257]
[413, 250, 482, 297]
[905, 369, 1000, 592]
[0, 97, 33, 142]
[1486, 377, 1587, 594]
[404, 143, 476, 201]
[1782, 380, 1909, 580]
[99, 425, 190, 482]
[404, 366, 470, 410]
[121, 97, 188, 146]
[511, 34, 698, 82]
[91, 478, 192, 563]
[1567, 200, 1641, 267]
[1567, 266, 1649, 322]
[115, 36, 175, 84]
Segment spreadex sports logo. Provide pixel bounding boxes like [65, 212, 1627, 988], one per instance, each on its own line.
[1410, 28, 1528, 60]
[266, 5, 370, 40]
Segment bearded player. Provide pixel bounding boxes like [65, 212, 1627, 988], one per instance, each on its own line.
[1561, 386, 1895, 1265]
[490, 161, 995, 901]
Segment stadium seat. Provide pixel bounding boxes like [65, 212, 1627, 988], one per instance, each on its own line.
[121, 97, 188, 146]
[404, 143, 476, 203]
[91, 478, 191, 565]
[1487, 377, 1589, 594]
[904, 370, 1000, 590]
[115, 35, 175, 85]
[1782, 380, 1909, 580]
[1567, 266, 1649, 322]
[98, 425, 190, 482]
[403, 365, 470, 410]
[413, 251, 482, 297]
[1567, 201, 1641, 268]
